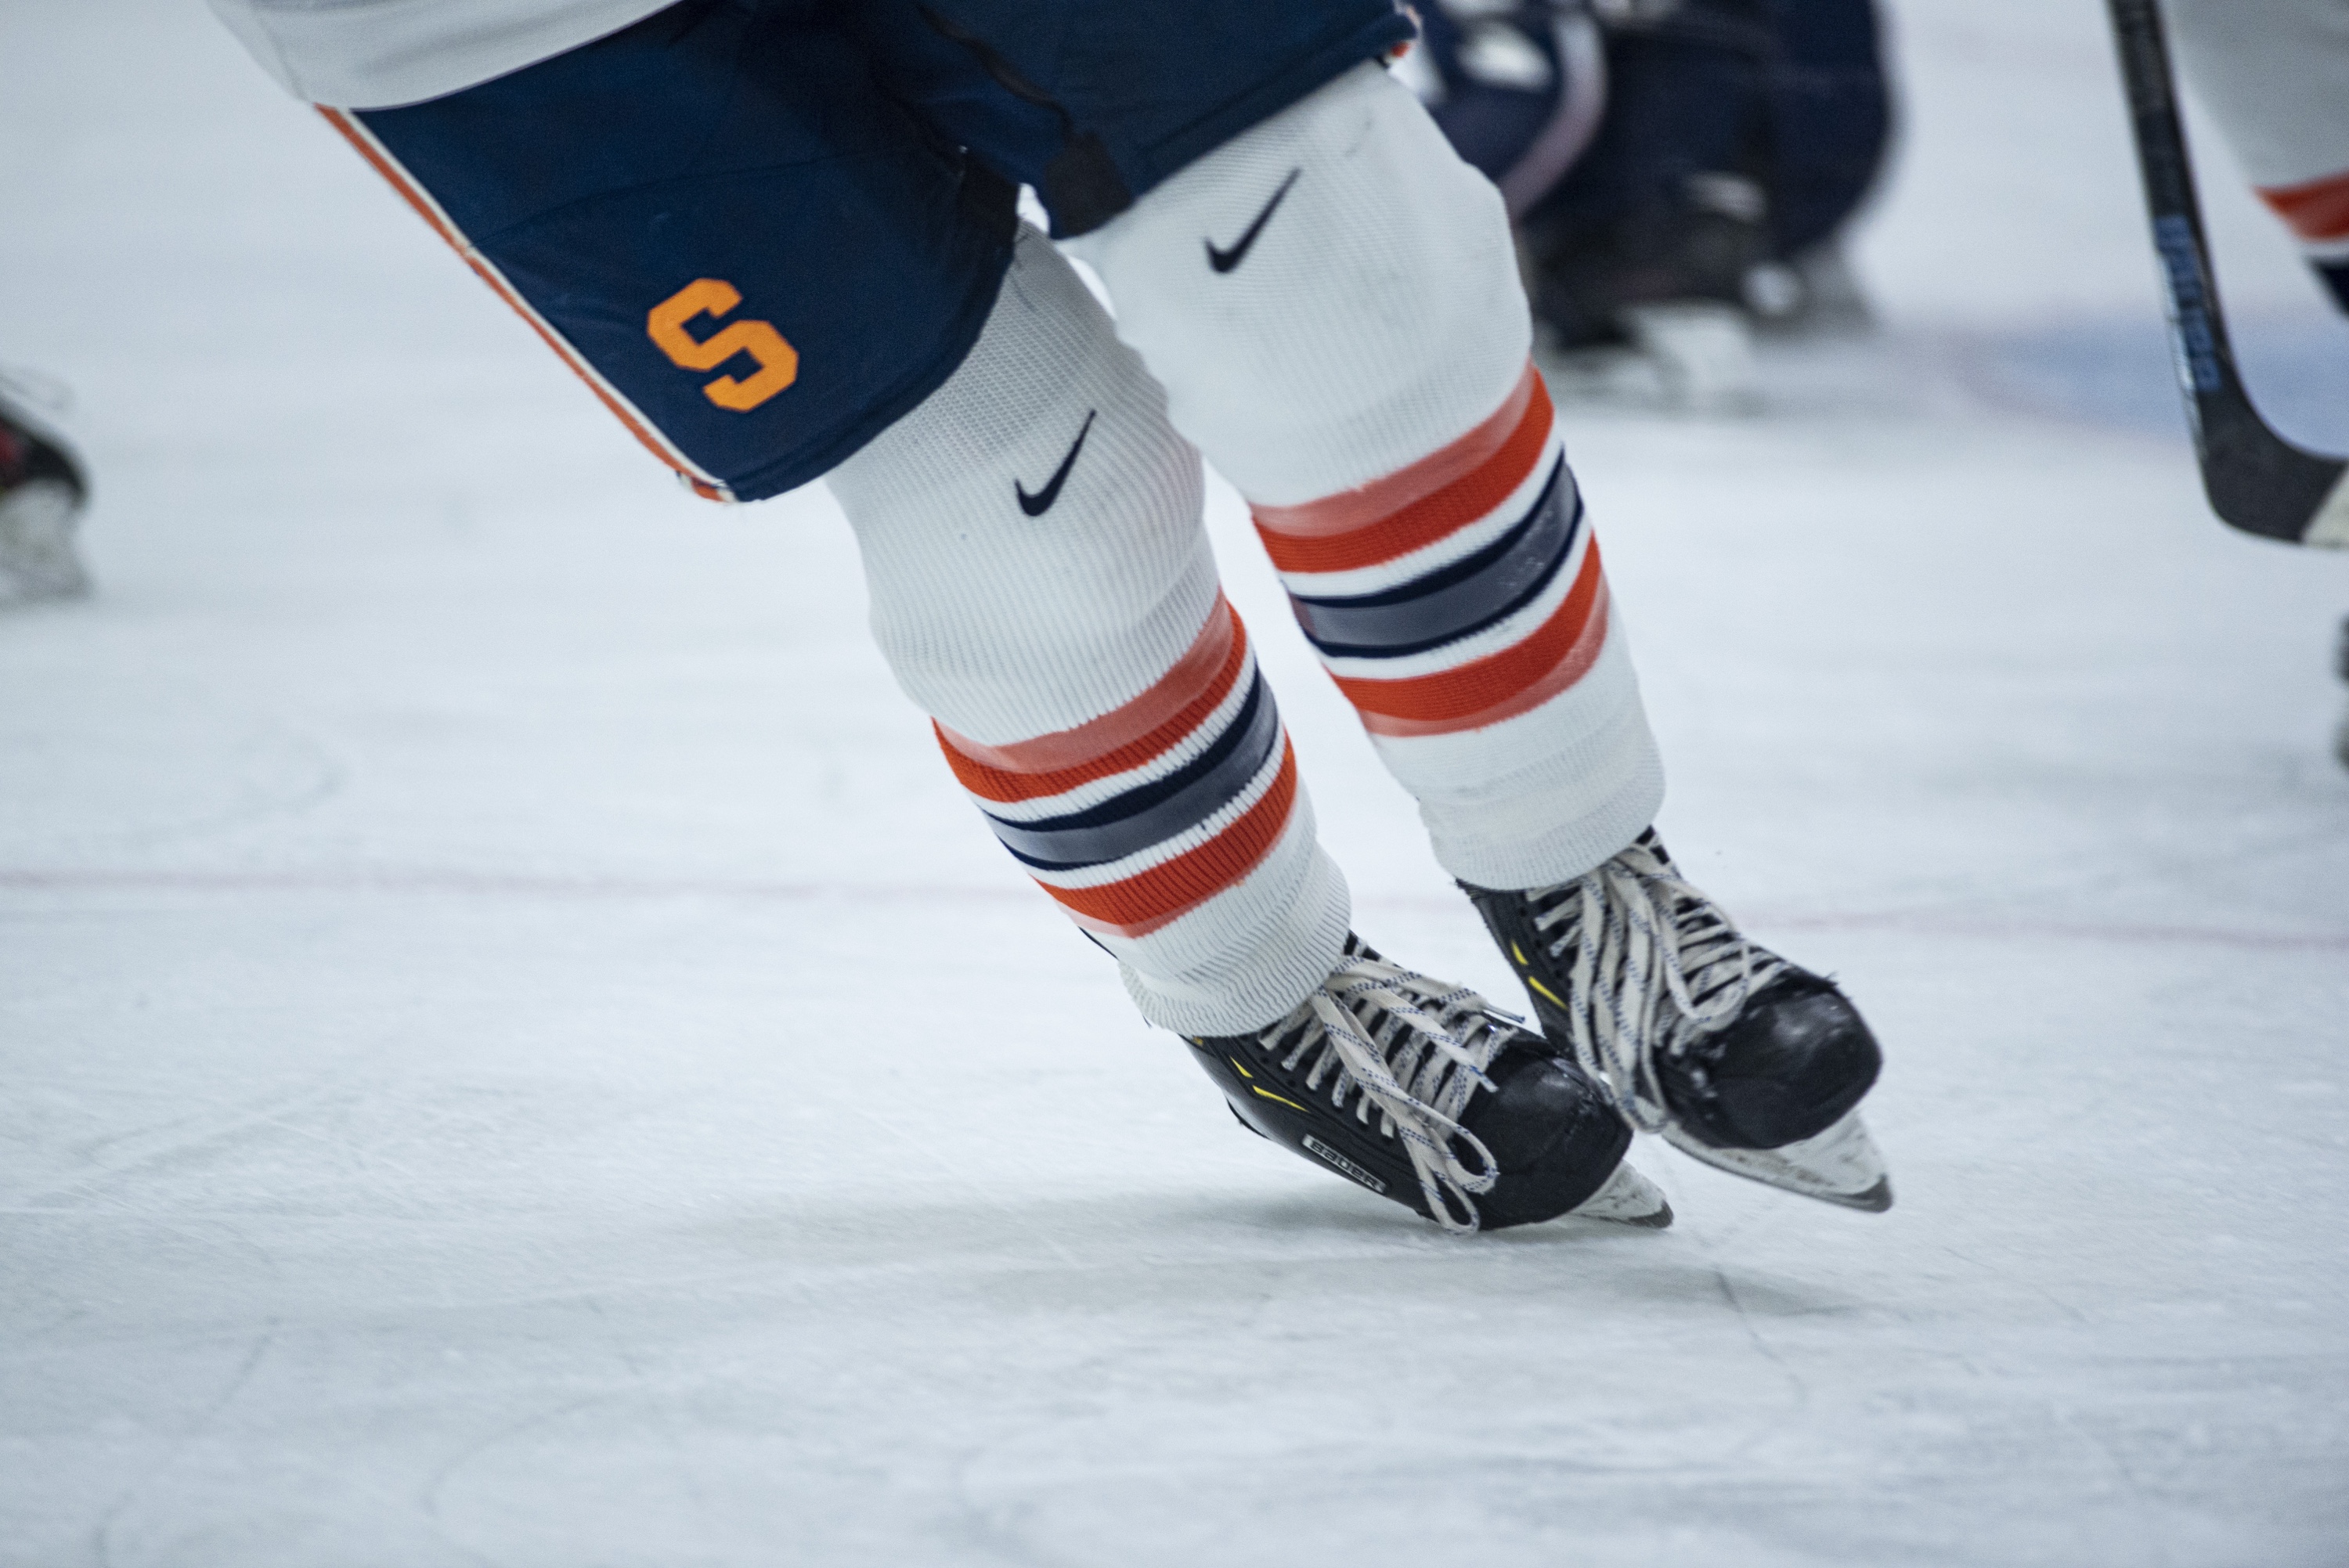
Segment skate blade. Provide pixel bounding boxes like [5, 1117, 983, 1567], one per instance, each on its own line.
[1567, 1159, 1674, 1228]
[1661, 1108, 1892, 1213]
[1620, 301, 1763, 416]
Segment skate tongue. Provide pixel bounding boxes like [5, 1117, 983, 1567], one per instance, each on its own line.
[1621, 302, 1763, 415]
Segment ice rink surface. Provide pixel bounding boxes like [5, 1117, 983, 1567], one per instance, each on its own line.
[5, 3, 2348, 1564]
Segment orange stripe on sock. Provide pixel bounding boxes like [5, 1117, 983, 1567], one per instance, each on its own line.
[1037, 741, 1299, 938]
[1333, 540, 1607, 734]
[2258, 168, 2349, 243]
[936, 597, 1248, 802]
[317, 107, 734, 502]
[1250, 365, 1550, 575]
[1359, 584, 1612, 738]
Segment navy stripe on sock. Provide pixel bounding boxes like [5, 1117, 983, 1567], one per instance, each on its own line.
[2317, 259, 2349, 315]
[1286, 456, 1580, 660]
[983, 670, 1283, 871]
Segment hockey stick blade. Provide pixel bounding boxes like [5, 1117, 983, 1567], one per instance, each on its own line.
[2106, 0, 2349, 549]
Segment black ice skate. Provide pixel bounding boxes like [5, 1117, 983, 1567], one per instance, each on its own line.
[1186, 935, 1669, 1234]
[0, 387, 92, 604]
[1462, 831, 1892, 1212]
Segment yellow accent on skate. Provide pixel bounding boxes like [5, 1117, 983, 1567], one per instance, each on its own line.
[1247, 1083, 1308, 1112]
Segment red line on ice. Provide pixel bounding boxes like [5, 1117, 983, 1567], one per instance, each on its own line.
[3, 868, 2347, 954]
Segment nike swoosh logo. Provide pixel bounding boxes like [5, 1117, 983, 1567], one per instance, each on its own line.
[1015, 409, 1095, 517]
[1205, 168, 1301, 274]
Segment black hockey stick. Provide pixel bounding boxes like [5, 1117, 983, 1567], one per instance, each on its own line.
[2106, 0, 2349, 548]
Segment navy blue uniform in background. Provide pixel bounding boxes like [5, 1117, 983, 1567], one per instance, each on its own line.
[1415, 0, 1888, 344]
[1422, 0, 1888, 262]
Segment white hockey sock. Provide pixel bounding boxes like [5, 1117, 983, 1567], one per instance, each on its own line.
[827, 228, 1350, 1033]
[1069, 61, 1665, 889]
[2166, 0, 2349, 275]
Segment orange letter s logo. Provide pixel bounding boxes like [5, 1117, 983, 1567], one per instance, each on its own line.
[647, 279, 798, 412]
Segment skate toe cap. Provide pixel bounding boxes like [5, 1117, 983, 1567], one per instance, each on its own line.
[1674, 975, 1883, 1151]
[1467, 1051, 1636, 1228]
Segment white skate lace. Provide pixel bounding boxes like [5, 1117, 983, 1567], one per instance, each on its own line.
[1526, 833, 1787, 1134]
[1256, 952, 1518, 1235]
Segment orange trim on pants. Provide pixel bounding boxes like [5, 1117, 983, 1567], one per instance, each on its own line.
[317, 106, 734, 502]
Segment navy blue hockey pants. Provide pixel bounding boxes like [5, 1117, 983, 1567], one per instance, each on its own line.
[333, 0, 1411, 501]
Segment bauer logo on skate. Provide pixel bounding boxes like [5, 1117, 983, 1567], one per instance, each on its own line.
[647, 279, 798, 412]
[1301, 1134, 1387, 1194]
[933, 597, 1302, 939]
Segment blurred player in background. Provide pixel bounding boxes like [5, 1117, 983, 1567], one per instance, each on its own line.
[1404, 0, 1890, 408]
[203, 0, 1893, 1232]
[2161, 0, 2349, 764]
[0, 377, 92, 605]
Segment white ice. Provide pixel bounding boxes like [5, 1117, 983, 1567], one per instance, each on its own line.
[4, 3, 2347, 1564]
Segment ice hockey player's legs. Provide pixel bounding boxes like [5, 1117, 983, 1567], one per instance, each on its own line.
[830, 229, 1351, 1036]
[3, 4, 2348, 1568]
